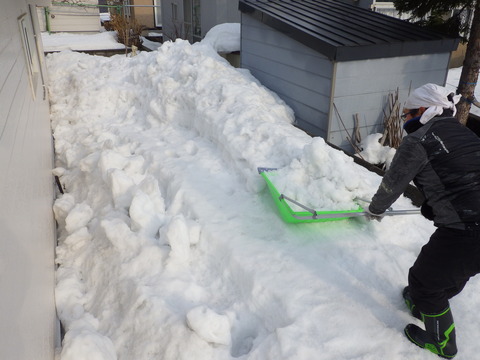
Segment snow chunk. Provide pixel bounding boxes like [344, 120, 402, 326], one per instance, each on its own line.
[129, 190, 164, 236]
[60, 325, 117, 360]
[107, 169, 135, 209]
[164, 215, 192, 265]
[53, 193, 77, 228]
[358, 133, 397, 168]
[99, 151, 130, 181]
[101, 218, 143, 254]
[65, 203, 94, 233]
[186, 306, 231, 345]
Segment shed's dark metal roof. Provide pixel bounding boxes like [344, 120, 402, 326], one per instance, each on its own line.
[239, 0, 460, 61]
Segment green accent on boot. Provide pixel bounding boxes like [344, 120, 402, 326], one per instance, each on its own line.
[404, 307, 457, 359]
[437, 323, 456, 355]
[422, 307, 451, 319]
[405, 325, 457, 359]
[425, 342, 441, 355]
[405, 299, 421, 319]
[422, 308, 456, 355]
[402, 286, 422, 320]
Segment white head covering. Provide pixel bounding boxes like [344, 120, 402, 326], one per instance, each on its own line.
[404, 83, 461, 124]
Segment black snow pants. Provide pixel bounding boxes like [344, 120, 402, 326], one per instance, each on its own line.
[408, 226, 480, 314]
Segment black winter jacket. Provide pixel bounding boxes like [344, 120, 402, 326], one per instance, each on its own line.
[369, 116, 480, 229]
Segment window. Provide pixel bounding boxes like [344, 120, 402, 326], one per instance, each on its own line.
[18, 13, 39, 98]
[171, 3, 178, 21]
[192, 0, 201, 40]
[154, 0, 162, 27]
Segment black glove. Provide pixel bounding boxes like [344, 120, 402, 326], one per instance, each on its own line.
[420, 201, 434, 221]
[363, 206, 385, 222]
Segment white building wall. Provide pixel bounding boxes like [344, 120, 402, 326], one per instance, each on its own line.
[0, 0, 58, 359]
[37, 0, 101, 33]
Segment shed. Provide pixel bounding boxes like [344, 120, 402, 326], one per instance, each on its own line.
[239, 0, 460, 151]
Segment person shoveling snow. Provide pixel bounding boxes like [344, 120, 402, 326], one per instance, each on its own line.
[366, 83, 480, 358]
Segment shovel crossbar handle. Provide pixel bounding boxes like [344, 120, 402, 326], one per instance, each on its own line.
[279, 194, 318, 215]
[288, 207, 421, 220]
[280, 193, 420, 220]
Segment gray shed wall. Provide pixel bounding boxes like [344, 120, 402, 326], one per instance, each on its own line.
[161, 0, 185, 41]
[241, 12, 453, 152]
[241, 14, 334, 137]
[329, 53, 452, 150]
[201, 0, 240, 37]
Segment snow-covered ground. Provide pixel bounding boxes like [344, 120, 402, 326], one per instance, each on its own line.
[42, 31, 126, 52]
[46, 28, 480, 360]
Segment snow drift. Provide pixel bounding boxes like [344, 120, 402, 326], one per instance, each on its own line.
[47, 38, 480, 360]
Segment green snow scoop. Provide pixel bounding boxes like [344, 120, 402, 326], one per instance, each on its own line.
[258, 167, 420, 223]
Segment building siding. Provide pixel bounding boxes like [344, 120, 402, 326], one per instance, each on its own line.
[0, 1, 57, 359]
[329, 53, 451, 149]
[201, 0, 240, 37]
[161, 0, 183, 41]
[241, 14, 334, 137]
[37, 1, 101, 33]
[162, 0, 239, 42]
[240, 5, 454, 151]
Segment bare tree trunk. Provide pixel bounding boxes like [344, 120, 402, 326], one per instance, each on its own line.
[456, 1, 480, 125]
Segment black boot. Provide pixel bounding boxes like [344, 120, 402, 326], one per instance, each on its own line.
[404, 307, 457, 358]
[402, 286, 422, 320]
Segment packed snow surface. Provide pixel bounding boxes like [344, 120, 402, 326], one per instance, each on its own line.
[47, 36, 480, 360]
[42, 31, 125, 52]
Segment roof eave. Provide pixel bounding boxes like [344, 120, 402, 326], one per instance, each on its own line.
[239, 0, 461, 62]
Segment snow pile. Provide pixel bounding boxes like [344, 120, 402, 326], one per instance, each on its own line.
[202, 23, 241, 53]
[46, 35, 480, 360]
[47, 40, 315, 359]
[270, 137, 372, 211]
[49, 40, 309, 193]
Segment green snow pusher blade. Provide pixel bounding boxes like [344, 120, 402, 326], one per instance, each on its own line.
[258, 167, 364, 223]
[258, 167, 420, 223]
